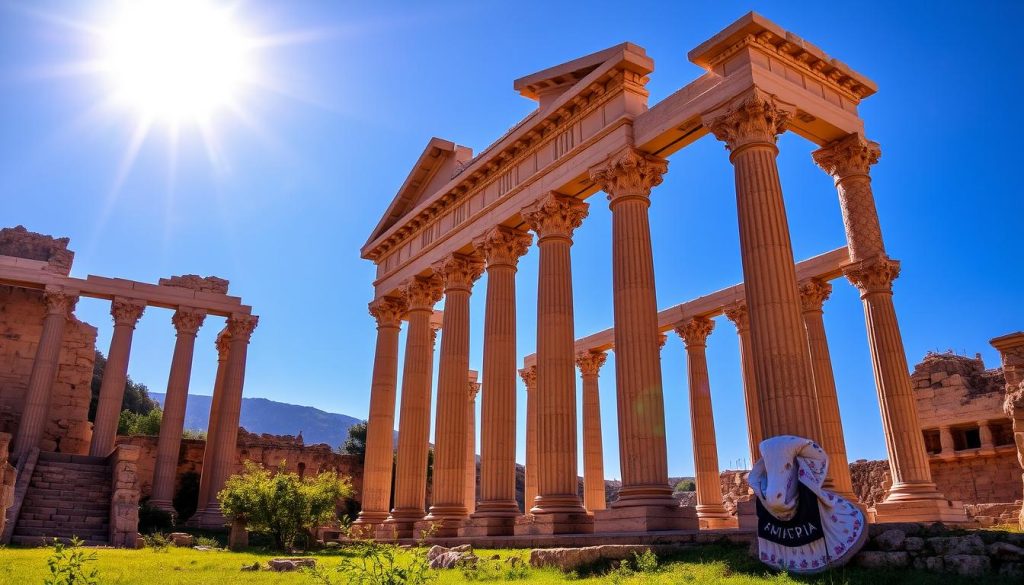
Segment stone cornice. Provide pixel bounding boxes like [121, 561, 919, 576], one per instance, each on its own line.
[473, 226, 532, 268]
[812, 133, 881, 179]
[589, 146, 668, 204]
[521, 192, 589, 241]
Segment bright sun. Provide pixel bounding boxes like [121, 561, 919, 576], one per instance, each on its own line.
[100, 0, 252, 122]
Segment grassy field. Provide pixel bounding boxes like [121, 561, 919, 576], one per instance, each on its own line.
[0, 542, 1008, 584]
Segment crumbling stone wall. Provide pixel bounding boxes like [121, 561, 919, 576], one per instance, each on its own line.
[0, 432, 15, 537]
[849, 459, 890, 508]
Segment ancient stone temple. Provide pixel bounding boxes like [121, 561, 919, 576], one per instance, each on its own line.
[0, 225, 258, 545]
[358, 11, 973, 541]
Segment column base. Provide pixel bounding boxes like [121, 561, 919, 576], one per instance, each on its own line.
[697, 504, 736, 530]
[414, 515, 465, 539]
[612, 484, 678, 508]
[458, 515, 517, 537]
[872, 499, 969, 524]
[148, 498, 175, 515]
[594, 504, 697, 533]
[735, 497, 758, 531]
[187, 506, 227, 529]
[352, 510, 389, 530]
[513, 511, 594, 535]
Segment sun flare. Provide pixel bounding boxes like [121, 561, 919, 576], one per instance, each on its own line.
[100, 0, 252, 123]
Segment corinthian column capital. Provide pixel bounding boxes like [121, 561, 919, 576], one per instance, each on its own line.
[589, 147, 668, 204]
[111, 297, 146, 327]
[723, 301, 749, 332]
[518, 365, 536, 389]
[215, 328, 231, 361]
[575, 350, 608, 377]
[368, 295, 407, 329]
[702, 90, 793, 152]
[226, 313, 259, 342]
[798, 279, 833, 313]
[676, 316, 715, 349]
[812, 133, 881, 180]
[468, 380, 480, 401]
[521, 192, 589, 241]
[44, 288, 79, 317]
[844, 256, 901, 295]
[473, 226, 532, 268]
[401, 275, 444, 311]
[172, 307, 207, 336]
[432, 252, 485, 292]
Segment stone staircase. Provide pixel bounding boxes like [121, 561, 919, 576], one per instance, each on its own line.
[10, 452, 111, 546]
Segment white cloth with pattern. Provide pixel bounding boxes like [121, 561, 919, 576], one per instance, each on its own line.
[749, 435, 867, 573]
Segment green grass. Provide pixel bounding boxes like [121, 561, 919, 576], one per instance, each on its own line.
[0, 542, 1008, 584]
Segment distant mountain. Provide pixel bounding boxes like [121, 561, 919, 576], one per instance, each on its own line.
[149, 393, 368, 448]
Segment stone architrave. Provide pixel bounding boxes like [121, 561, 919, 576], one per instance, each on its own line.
[418, 254, 484, 538]
[462, 226, 531, 536]
[193, 313, 258, 528]
[589, 147, 680, 527]
[12, 288, 78, 462]
[465, 373, 479, 515]
[514, 192, 592, 535]
[991, 332, 1024, 529]
[814, 133, 963, 522]
[353, 295, 407, 528]
[676, 317, 731, 528]
[724, 302, 762, 463]
[798, 279, 856, 501]
[381, 275, 443, 539]
[703, 90, 821, 444]
[90, 297, 146, 457]
[150, 307, 207, 512]
[519, 366, 538, 514]
[576, 350, 608, 513]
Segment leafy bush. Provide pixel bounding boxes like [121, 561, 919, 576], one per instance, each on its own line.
[138, 500, 175, 534]
[141, 532, 170, 552]
[44, 537, 100, 585]
[181, 428, 206, 440]
[307, 540, 434, 585]
[118, 407, 163, 436]
[460, 556, 529, 581]
[217, 461, 353, 551]
[673, 479, 696, 493]
[608, 550, 659, 583]
[194, 536, 221, 548]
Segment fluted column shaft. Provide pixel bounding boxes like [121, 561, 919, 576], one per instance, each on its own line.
[196, 329, 230, 511]
[354, 296, 406, 526]
[465, 377, 479, 514]
[13, 289, 77, 462]
[814, 133, 942, 503]
[522, 193, 589, 515]
[677, 318, 729, 522]
[387, 277, 442, 525]
[197, 313, 258, 522]
[151, 307, 206, 510]
[798, 280, 855, 499]
[425, 254, 483, 531]
[473, 227, 531, 519]
[591, 147, 674, 507]
[520, 367, 538, 512]
[705, 93, 820, 443]
[725, 303, 762, 462]
[90, 297, 146, 457]
[577, 351, 607, 512]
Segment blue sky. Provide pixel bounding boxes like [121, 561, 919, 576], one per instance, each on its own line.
[2, 1, 1021, 480]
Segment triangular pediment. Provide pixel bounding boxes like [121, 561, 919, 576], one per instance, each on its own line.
[365, 137, 473, 246]
[514, 42, 652, 110]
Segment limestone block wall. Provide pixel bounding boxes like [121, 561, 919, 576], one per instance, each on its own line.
[0, 286, 96, 454]
[0, 432, 15, 537]
[930, 452, 1020, 504]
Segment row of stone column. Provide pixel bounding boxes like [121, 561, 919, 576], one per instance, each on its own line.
[8, 286, 257, 526]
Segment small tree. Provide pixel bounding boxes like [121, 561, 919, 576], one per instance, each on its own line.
[118, 407, 163, 435]
[217, 461, 353, 551]
[339, 422, 367, 461]
[673, 479, 696, 493]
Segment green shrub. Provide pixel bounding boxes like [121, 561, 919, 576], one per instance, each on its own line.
[118, 407, 163, 435]
[673, 479, 696, 492]
[194, 536, 221, 548]
[142, 532, 170, 552]
[44, 537, 100, 585]
[217, 461, 353, 551]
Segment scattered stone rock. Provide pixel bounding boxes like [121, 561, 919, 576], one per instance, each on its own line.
[240, 562, 260, 572]
[168, 532, 194, 547]
[855, 551, 909, 569]
[904, 536, 924, 552]
[943, 554, 990, 577]
[951, 534, 986, 555]
[268, 558, 317, 572]
[530, 545, 653, 572]
[427, 545, 477, 569]
[875, 529, 906, 551]
[913, 556, 943, 572]
[989, 541, 1024, 561]
[192, 546, 214, 551]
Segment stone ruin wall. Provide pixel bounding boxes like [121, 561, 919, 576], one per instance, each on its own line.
[117, 428, 363, 513]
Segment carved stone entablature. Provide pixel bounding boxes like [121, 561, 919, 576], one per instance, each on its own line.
[589, 147, 668, 203]
[812, 133, 881, 179]
[676, 316, 715, 348]
[575, 350, 608, 377]
[703, 90, 793, 152]
[798, 279, 833, 313]
[521, 192, 589, 241]
[0, 225, 74, 275]
[159, 274, 230, 295]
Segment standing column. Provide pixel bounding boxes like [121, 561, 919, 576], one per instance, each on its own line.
[938, 426, 955, 458]
[991, 332, 1024, 530]
[194, 313, 258, 528]
[576, 350, 607, 513]
[516, 192, 592, 535]
[353, 296, 407, 528]
[978, 421, 995, 453]
[676, 317, 731, 528]
[150, 307, 207, 512]
[519, 366, 538, 514]
[590, 147, 678, 522]
[194, 328, 230, 516]
[814, 133, 959, 521]
[724, 302, 762, 463]
[381, 276, 443, 539]
[90, 297, 146, 457]
[703, 91, 821, 443]
[798, 279, 856, 500]
[464, 226, 531, 535]
[13, 288, 78, 462]
[465, 372, 479, 514]
[419, 254, 483, 537]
